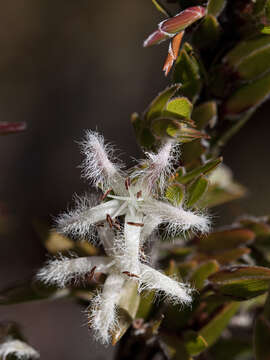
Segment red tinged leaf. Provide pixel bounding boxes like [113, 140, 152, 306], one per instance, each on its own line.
[163, 31, 184, 76]
[0, 121, 26, 135]
[160, 6, 206, 34]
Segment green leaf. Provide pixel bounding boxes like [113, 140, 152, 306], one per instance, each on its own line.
[166, 97, 193, 119]
[166, 183, 185, 206]
[192, 101, 217, 130]
[198, 164, 246, 208]
[152, 117, 206, 143]
[194, 247, 251, 265]
[145, 84, 180, 121]
[209, 266, 270, 300]
[239, 217, 270, 246]
[199, 302, 240, 348]
[177, 157, 222, 184]
[184, 331, 208, 355]
[186, 175, 208, 207]
[111, 281, 140, 345]
[207, 0, 227, 17]
[197, 228, 255, 253]
[193, 15, 221, 49]
[224, 36, 270, 81]
[224, 70, 270, 115]
[173, 47, 202, 102]
[189, 260, 220, 290]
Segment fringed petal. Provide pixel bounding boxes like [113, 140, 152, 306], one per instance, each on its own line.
[139, 264, 192, 305]
[89, 273, 125, 344]
[36, 255, 112, 288]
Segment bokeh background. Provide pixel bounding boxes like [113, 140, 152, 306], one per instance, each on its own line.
[0, 1, 269, 359]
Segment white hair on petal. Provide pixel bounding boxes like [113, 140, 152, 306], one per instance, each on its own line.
[140, 214, 161, 243]
[89, 274, 125, 344]
[55, 194, 121, 242]
[136, 140, 180, 195]
[141, 200, 210, 236]
[139, 264, 192, 305]
[122, 213, 143, 274]
[0, 338, 40, 359]
[55, 193, 97, 240]
[36, 255, 112, 288]
[80, 131, 124, 190]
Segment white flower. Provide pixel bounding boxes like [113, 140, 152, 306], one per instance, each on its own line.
[38, 131, 210, 344]
[56, 131, 210, 271]
[37, 252, 192, 343]
[0, 338, 39, 360]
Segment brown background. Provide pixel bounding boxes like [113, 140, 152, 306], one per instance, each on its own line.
[0, 1, 269, 359]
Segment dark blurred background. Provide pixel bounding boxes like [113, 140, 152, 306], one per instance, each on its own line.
[0, 1, 269, 359]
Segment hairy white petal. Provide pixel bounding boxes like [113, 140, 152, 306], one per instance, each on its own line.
[0, 339, 39, 360]
[141, 200, 210, 235]
[136, 140, 179, 194]
[97, 224, 115, 256]
[80, 131, 125, 193]
[56, 199, 121, 241]
[123, 212, 143, 274]
[141, 214, 162, 243]
[36, 255, 112, 288]
[139, 264, 192, 305]
[90, 273, 125, 344]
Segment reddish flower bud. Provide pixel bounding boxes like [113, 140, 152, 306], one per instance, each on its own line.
[143, 29, 170, 47]
[160, 6, 206, 34]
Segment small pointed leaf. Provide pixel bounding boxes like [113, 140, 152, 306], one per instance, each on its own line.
[199, 302, 240, 348]
[177, 157, 222, 184]
[224, 36, 270, 81]
[166, 183, 185, 206]
[166, 97, 193, 119]
[209, 266, 270, 300]
[224, 71, 270, 115]
[186, 175, 208, 207]
[184, 331, 208, 355]
[145, 84, 180, 121]
[192, 101, 217, 130]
